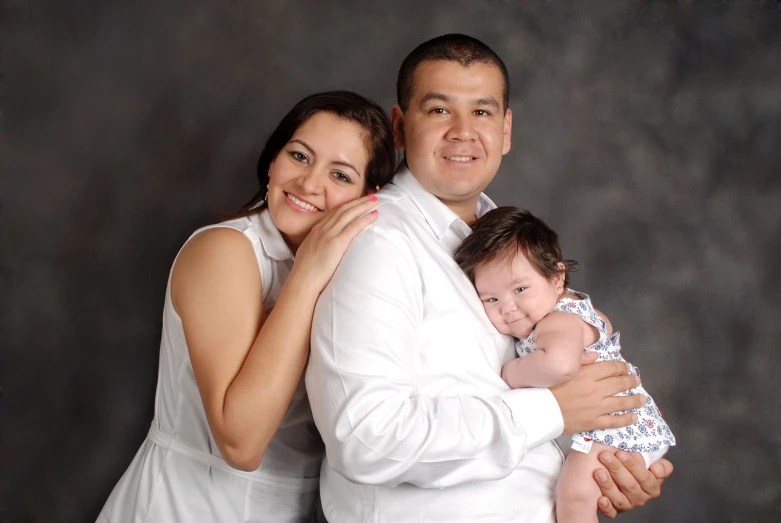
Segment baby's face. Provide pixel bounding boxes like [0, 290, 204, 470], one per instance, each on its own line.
[473, 252, 563, 338]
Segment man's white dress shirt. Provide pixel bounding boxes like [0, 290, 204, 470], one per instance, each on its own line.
[306, 167, 565, 522]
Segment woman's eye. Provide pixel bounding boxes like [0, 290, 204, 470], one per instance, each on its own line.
[332, 171, 351, 183]
[290, 151, 308, 162]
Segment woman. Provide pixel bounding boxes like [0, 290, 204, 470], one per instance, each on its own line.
[98, 91, 397, 522]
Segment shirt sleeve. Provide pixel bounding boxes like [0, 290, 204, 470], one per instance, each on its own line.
[305, 226, 563, 489]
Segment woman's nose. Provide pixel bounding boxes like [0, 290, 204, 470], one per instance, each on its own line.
[297, 168, 325, 194]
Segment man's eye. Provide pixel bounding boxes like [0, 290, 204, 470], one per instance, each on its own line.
[475, 110, 490, 116]
[431, 108, 446, 114]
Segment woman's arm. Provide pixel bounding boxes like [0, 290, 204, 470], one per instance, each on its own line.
[500, 311, 585, 388]
[172, 228, 317, 471]
[172, 196, 379, 471]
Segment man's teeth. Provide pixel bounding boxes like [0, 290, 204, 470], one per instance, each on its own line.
[446, 156, 474, 162]
[286, 193, 320, 212]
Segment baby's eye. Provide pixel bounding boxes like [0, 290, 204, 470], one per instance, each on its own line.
[514, 287, 526, 294]
[482, 297, 497, 303]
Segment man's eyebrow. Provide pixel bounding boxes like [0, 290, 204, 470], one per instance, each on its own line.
[419, 92, 454, 106]
[419, 92, 501, 111]
[475, 97, 501, 110]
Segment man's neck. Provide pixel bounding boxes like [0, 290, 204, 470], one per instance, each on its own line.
[442, 198, 479, 226]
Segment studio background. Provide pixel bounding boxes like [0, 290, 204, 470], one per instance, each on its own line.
[2, 1, 780, 522]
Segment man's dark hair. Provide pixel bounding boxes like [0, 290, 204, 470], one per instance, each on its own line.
[454, 207, 578, 287]
[396, 33, 510, 112]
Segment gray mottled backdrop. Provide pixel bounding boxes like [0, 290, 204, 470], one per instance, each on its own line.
[2, 1, 780, 522]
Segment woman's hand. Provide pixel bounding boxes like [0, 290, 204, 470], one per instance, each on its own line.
[289, 194, 379, 293]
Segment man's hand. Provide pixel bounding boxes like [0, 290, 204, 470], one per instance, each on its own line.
[594, 450, 674, 518]
[550, 352, 647, 435]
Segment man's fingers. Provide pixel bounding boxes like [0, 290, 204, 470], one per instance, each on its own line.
[594, 464, 632, 512]
[583, 360, 632, 380]
[599, 451, 651, 508]
[597, 495, 618, 518]
[606, 392, 646, 413]
[650, 458, 674, 479]
[599, 375, 641, 399]
[579, 351, 599, 365]
[619, 451, 661, 498]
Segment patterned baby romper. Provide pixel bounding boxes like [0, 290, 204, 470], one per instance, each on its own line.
[515, 289, 676, 457]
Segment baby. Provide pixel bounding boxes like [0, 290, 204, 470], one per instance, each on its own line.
[455, 207, 675, 523]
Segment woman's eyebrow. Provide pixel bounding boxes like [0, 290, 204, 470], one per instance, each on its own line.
[289, 138, 361, 177]
[331, 159, 360, 176]
[289, 139, 316, 156]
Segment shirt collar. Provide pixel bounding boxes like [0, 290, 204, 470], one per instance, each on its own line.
[390, 164, 497, 240]
[252, 208, 295, 261]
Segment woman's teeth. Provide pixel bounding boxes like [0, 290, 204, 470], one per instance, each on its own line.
[286, 193, 320, 212]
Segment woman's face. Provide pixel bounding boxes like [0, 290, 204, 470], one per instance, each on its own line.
[266, 111, 370, 249]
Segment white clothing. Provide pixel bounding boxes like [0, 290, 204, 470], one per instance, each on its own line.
[305, 167, 564, 523]
[98, 210, 323, 523]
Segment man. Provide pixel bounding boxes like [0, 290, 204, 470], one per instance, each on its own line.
[306, 34, 673, 522]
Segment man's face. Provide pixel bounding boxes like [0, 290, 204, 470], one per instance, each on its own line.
[391, 60, 512, 211]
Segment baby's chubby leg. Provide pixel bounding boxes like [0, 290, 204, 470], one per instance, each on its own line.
[556, 442, 615, 523]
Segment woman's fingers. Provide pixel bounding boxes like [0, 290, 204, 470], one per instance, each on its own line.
[316, 195, 378, 234]
[338, 208, 379, 242]
[322, 196, 380, 239]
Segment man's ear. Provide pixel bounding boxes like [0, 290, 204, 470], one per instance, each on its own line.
[390, 104, 406, 151]
[502, 108, 512, 155]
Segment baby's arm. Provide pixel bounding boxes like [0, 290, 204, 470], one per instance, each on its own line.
[501, 311, 585, 388]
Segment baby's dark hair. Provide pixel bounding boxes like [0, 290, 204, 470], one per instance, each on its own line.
[455, 206, 578, 287]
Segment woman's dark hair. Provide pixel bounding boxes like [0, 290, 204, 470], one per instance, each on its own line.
[454, 206, 578, 288]
[232, 91, 397, 217]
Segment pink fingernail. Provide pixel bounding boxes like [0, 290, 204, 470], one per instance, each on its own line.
[369, 194, 378, 201]
[371, 209, 378, 214]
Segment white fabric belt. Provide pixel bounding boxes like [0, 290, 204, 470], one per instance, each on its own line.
[147, 424, 319, 491]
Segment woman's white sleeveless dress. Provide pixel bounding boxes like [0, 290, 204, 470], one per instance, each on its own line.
[97, 210, 324, 522]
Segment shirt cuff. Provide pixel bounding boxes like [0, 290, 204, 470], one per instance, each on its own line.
[499, 388, 564, 450]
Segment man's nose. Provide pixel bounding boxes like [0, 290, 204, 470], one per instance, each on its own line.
[446, 113, 476, 141]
